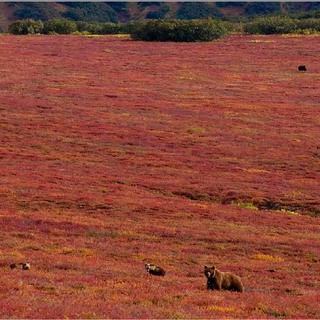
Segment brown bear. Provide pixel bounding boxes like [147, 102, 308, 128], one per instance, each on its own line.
[145, 263, 165, 276]
[204, 265, 243, 292]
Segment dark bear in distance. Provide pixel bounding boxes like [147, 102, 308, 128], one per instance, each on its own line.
[145, 263, 166, 276]
[298, 65, 307, 72]
[204, 265, 243, 292]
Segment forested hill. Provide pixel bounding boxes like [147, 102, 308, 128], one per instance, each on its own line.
[1, 2, 320, 31]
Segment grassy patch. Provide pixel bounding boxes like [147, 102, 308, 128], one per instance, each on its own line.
[252, 253, 284, 262]
[236, 202, 259, 210]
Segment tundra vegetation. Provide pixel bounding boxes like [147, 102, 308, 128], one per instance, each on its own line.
[0, 33, 319, 318]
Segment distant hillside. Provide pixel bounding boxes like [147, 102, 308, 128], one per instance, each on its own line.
[1, 2, 320, 31]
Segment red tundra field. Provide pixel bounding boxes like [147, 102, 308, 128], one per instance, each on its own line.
[0, 34, 319, 318]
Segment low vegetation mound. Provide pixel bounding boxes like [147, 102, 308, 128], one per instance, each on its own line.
[244, 16, 320, 34]
[130, 19, 227, 42]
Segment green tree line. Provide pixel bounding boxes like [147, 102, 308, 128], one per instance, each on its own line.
[8, 19, 124, 35]
[7, 18, 228, 42]
[7, 16, 320, 40]
[244, 16, 320, 34]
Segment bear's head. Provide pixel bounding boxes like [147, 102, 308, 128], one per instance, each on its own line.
[204, 265, 216, 278]
[145, 263, 156, 272]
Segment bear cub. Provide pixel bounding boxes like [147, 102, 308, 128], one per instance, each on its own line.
[204, 265, 243, 292]
[10, 262, 31, 270]
[145, 263, 166, 276]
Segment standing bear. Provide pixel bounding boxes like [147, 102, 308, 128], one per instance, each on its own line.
[204, 265, 244, 292]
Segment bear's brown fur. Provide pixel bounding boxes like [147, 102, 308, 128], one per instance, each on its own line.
[145, 263, 165, 276]
[10, 262, 30, 270]
[204, 265, 243, 292]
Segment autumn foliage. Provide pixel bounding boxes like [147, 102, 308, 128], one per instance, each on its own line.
[0, 34, 319, 318]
